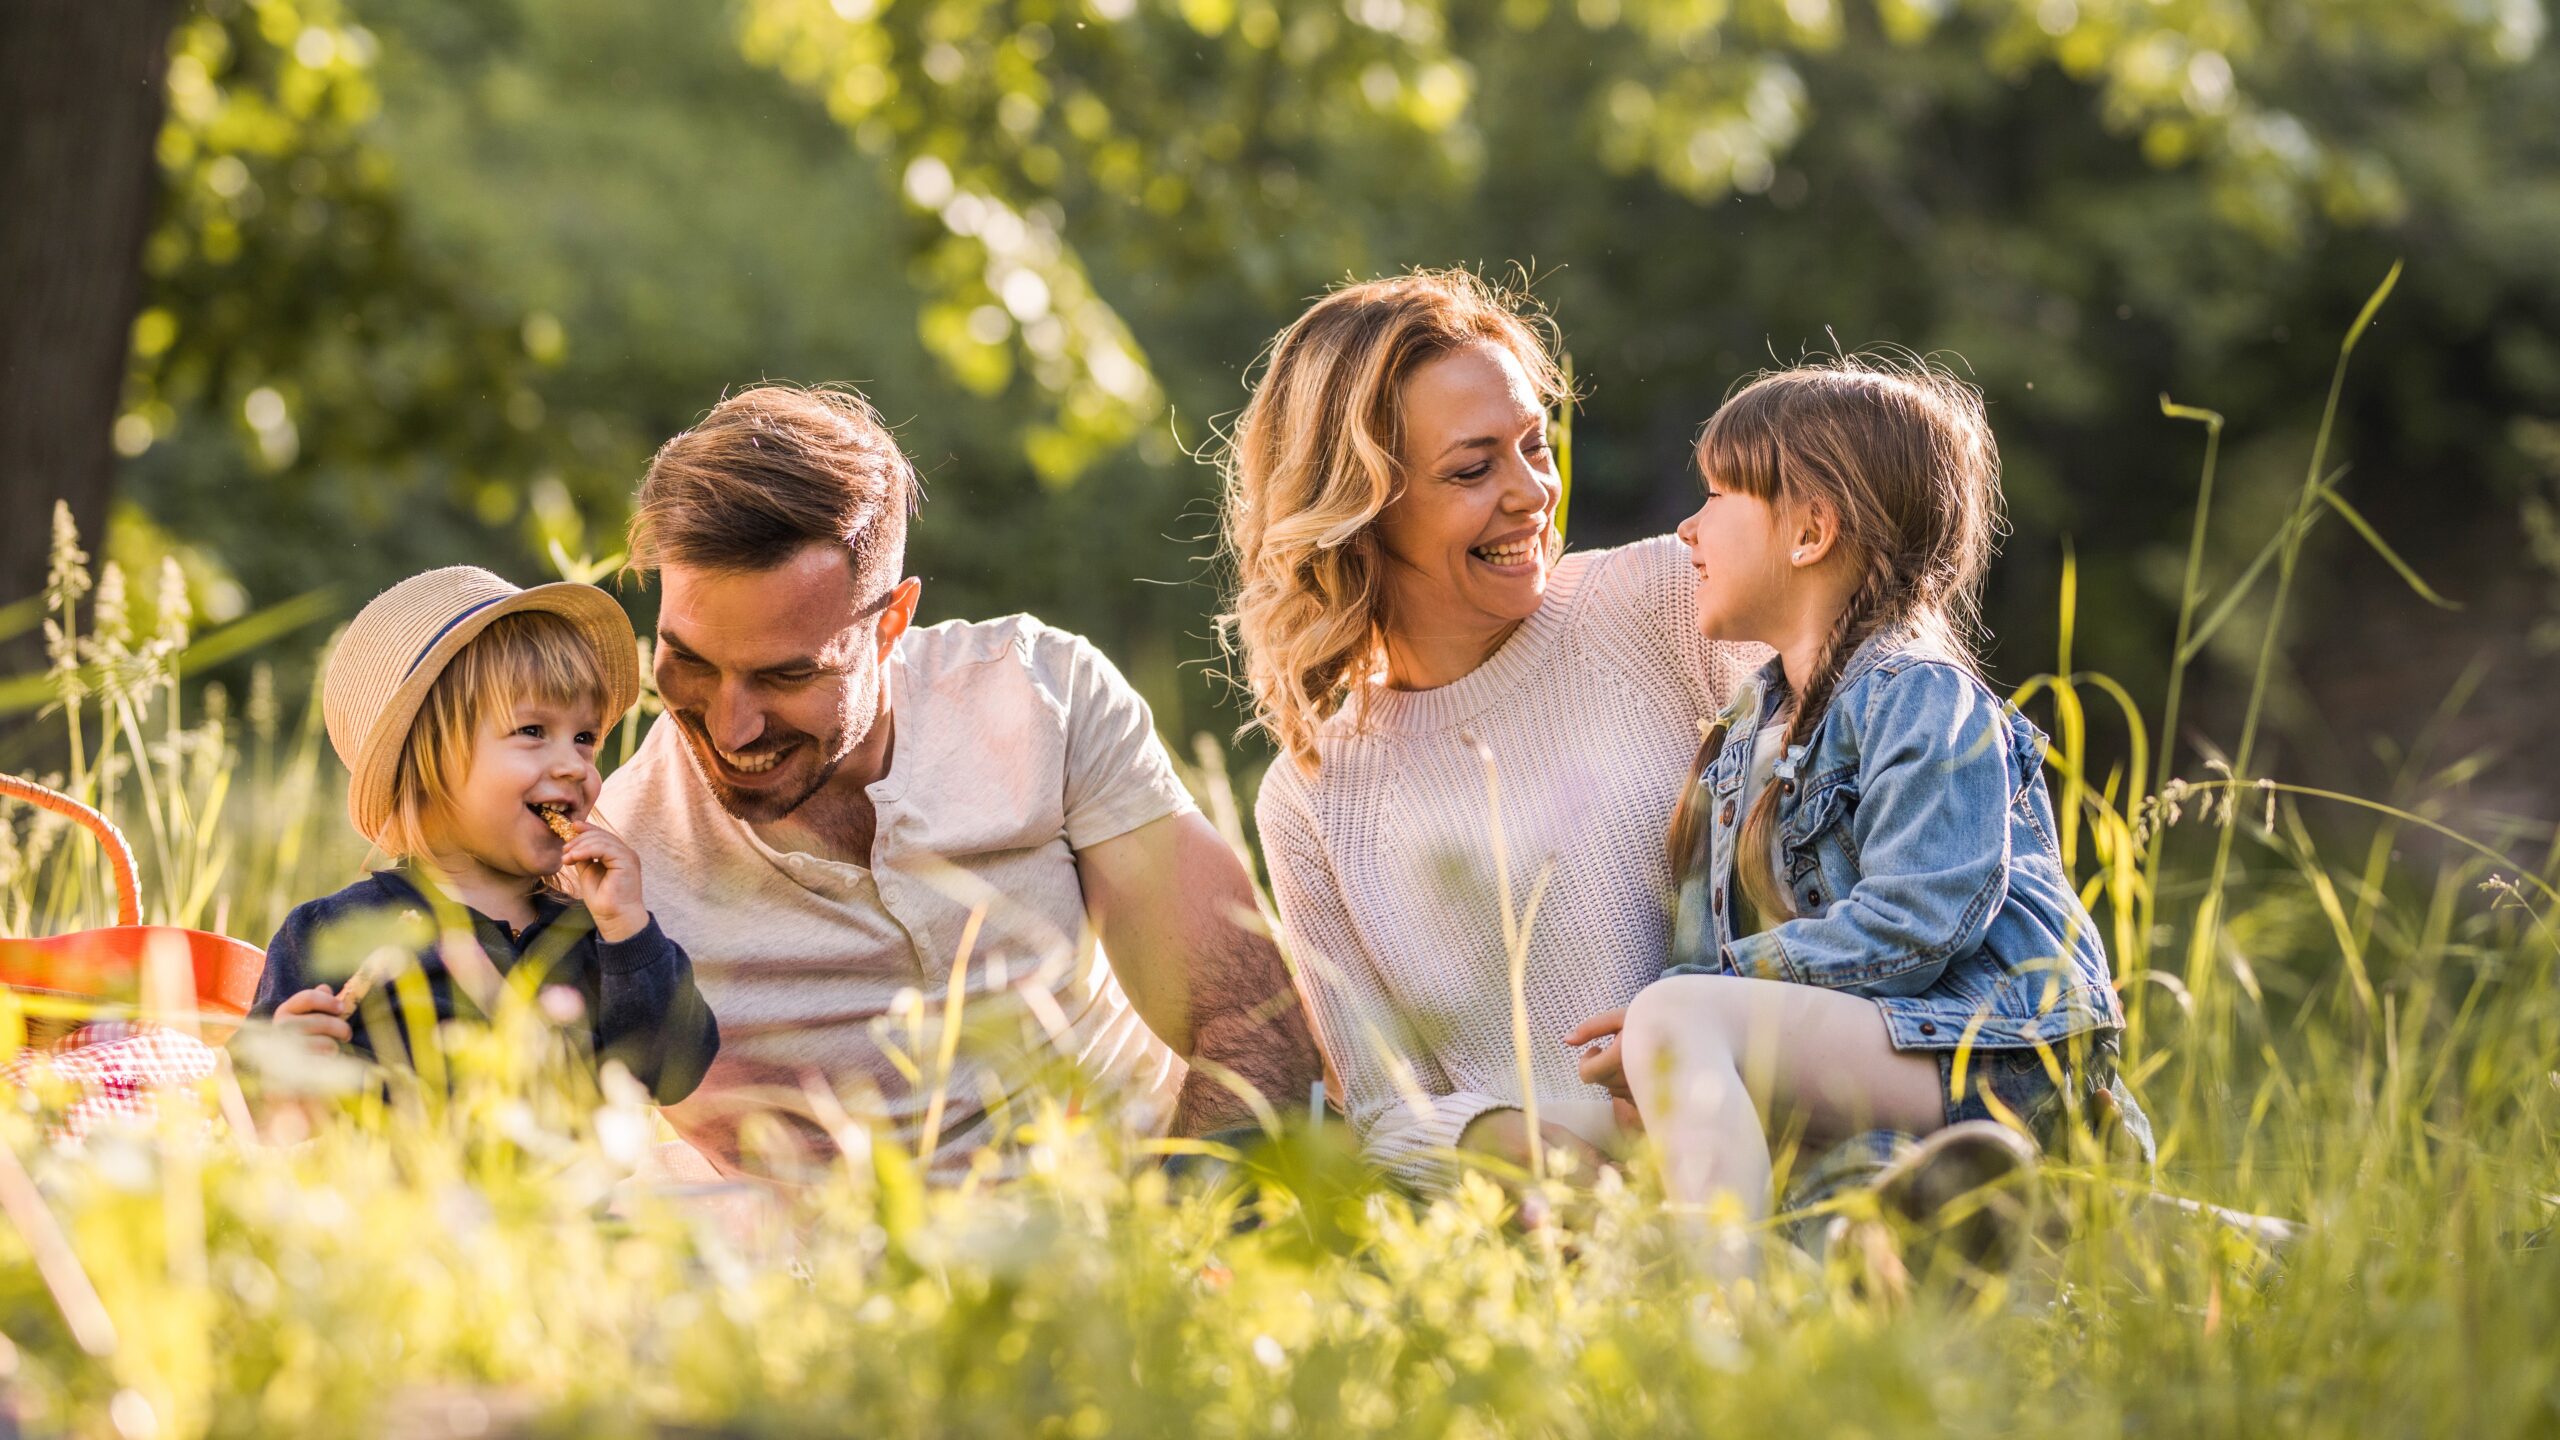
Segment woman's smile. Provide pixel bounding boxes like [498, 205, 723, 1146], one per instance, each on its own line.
[1470, 528, 1545, 572]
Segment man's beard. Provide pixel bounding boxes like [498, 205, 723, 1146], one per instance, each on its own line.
[673, 664, 878, 824]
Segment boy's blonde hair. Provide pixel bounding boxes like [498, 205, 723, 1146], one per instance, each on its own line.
[1666, 353, 2006, 925]
[374, 610, 610, 862]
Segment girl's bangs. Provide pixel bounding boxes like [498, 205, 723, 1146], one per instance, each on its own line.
[1697, 391, 1794, 502]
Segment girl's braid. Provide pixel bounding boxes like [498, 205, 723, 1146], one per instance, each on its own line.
[1732, 553, 1899, 926]
[1790, 553, 1898, 743]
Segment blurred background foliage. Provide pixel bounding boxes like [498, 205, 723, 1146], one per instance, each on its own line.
[47, 0, 2560, 818]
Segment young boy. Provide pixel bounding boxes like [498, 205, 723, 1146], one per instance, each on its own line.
[245, 567, 718, 1104]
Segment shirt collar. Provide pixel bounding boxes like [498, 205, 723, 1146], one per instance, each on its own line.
[371, 865, 573, 938]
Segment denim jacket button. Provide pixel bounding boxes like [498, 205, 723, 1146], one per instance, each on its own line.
[1718, 800, 1736, 826]
[1710, 889, 1723, 916]
[1918, 1021, 1938, 1036]
[1802, 887, 1821, 908]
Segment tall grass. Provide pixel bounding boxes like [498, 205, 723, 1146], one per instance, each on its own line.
[1, 510, 357, 948]
[1, 276, 2556, 1437]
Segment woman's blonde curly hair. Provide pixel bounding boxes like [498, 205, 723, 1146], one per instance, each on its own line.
[1218, 269, 1568, 773]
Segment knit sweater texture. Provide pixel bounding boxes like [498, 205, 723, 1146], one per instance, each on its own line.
[1255, 535, 1761, 1191]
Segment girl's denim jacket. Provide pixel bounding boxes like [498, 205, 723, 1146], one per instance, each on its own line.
[1669, 633, 2124, 1053]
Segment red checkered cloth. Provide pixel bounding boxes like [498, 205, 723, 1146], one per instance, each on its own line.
[3, 1022, 222, 1144]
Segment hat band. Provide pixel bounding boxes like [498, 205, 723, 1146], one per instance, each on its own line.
[405, 595, 510, 677]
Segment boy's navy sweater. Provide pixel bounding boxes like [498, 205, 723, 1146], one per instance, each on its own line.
[249, 869, 720, 1105]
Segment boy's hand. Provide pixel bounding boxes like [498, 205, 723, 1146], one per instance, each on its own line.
[555, 816, 647, 943]
[273, 985, 353, 1052]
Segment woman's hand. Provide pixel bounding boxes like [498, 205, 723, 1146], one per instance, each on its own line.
[1565, 1008, 1631, 1099]
[272, 985, 352, 1053]
[555, 817, 647, 943]
[1459, 1107, 1613, 1178]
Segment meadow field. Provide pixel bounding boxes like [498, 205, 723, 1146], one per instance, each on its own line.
[1, 273, 2556, 1439]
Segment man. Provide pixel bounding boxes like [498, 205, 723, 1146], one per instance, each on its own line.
[596, 384, 1320, 1178]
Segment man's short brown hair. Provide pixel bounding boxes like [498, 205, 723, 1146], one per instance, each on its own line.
[629, 385, 915, 594]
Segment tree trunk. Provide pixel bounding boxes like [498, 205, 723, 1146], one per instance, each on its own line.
[0, 0, 175, 615]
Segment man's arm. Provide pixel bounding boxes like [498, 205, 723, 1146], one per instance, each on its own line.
[1076, 809, 1324, 1135]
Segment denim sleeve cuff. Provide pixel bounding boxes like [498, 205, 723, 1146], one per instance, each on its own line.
[1727, 931, 1802, 985]
[593, 916, 675, 976]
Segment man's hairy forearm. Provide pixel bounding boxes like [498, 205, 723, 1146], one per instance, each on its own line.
[1169, 929, 1323, 1135]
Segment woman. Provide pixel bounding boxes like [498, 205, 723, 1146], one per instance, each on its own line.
[1224, 269, 1760, 1191]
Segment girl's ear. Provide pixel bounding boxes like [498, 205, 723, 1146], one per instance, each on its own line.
[1786, 497, 1841, 569]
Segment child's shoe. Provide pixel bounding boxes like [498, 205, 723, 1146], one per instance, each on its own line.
[1874, 1119, 2040, 1287]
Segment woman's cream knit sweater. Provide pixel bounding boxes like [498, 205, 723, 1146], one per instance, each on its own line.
[1255, 536, 1761, 1191]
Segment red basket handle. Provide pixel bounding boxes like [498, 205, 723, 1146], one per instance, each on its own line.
[0, 774, 141, 928]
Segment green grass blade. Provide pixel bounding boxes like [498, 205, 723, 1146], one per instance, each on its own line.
[0, 589, 338, 715]
[0, 593, 40, 645]
[1553, 351, 1575, 545]
[2158, 398, 2226, 429]
[2341, 258, 2404, 359]
[2317, 481, 2461, 610]
[166, 588, 342, 673]
[2176, 509, 2322, 667]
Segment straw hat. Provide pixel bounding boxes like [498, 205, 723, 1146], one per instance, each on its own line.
[323, 567, 640, 843]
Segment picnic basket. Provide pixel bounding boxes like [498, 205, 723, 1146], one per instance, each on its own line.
[0, 772, 265, 1043]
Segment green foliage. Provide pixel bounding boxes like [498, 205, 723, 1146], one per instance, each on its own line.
[121, 0, 589, 621]
[728, 0, 2539, 447]
[97, 0, 2560, 758]
[722, 0, 2560, 729]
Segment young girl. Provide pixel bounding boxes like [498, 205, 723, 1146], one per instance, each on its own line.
[1572, 356, 2148, 1254]
[245, 567, 719, 1105]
